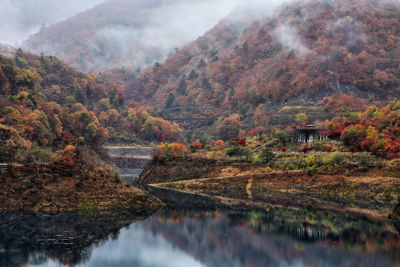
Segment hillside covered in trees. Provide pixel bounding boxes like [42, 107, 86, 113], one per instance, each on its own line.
[0, 50, 182, 163]
[5, 0, 400, 144]
[127, 0, 400, 129]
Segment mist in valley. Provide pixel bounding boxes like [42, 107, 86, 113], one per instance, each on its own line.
[6, 0, 294, 72]
[0, 0, 105, 45]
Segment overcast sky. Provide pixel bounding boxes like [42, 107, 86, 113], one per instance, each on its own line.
[0, 0, 105, 45]
[0, 0, 293, 46]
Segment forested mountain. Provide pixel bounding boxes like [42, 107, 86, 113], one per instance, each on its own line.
[0, 50, 182, 162]
[128, 0, 400, 125]
[21, 0, 237, 72]
[15, 0, 400, 142]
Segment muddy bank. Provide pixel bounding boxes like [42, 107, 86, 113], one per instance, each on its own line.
[152, 171, 400, 219]
[0, 147, 163, 212]
[138, 158, 250, 185]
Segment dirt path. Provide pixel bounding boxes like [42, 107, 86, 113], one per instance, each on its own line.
[246, 177, 253, 200]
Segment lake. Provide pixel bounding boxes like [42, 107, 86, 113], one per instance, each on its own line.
[1, 188, 399, 267]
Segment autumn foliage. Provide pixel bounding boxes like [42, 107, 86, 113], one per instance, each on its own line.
[0, 50, 183, 163]
[325, 100, 400, 158]
[125, 0, 400, 127]
[156, 142, 188, 161]
[192, 140, 203, 150]
[211, 140, 226, 150]
[232, 138, 246, 146]
[51, 145, 77, 167]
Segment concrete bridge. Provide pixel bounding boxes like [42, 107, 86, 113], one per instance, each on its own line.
[160, 106, 224, 122]
[104, 146, 154, 186]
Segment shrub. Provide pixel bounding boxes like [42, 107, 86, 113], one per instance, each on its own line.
[30, 146, 53, 162]
[354, 152, 378, 171]
[273, 131, 288, 146]
[51, 145, 76, 167]
[260, 149, 276, 164]
[302, 146, 310, 153]
[232, 138, 246, 146]
[226, 143, 243, 157]
[306, 165, 316, 176]
[213, 140, 226, 150]
[192, 139, 202, 150]
[322, 151, 344, 166]
[156, 142, 188, 162]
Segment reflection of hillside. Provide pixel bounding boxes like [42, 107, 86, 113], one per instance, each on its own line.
[0, 211, 152, 267]
[143, 209, 400, 267]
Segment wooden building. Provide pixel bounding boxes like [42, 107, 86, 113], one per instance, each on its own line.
[293, 124, 329, 143]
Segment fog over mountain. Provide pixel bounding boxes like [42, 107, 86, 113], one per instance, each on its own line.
[21, 0, 248, 72]
[0, 0, 105, 45]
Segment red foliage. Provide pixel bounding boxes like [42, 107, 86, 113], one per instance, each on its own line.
[361, 140, 374, 152]
[329, 128, 344, 138]
[247, 129, 256, 136]
[326, 146, 333, 153]
[324, 100, 400, 158]
[232, 138, 246, 146]
[301, 146, 309, 153]
[192, 140, 203, 150]
[281, 146, 287, 152]
[61, 132, 74, 145]
[343, 120, 353, 127]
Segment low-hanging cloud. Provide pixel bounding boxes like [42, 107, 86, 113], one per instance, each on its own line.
[2, 0, 334, 71]
[90, 0, 242, 69]
[227, 0, 293, 23]
[0, 0, 105, 45]
[274, 23, 311, 57]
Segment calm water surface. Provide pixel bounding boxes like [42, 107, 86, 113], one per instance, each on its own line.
[1, 190, 400, 267]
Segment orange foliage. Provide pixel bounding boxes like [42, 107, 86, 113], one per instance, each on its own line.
[325, 100, 400, 157]
[192, 140, 203, 150]
[51, 145, 76, 167]
[157, 142, 188, 160]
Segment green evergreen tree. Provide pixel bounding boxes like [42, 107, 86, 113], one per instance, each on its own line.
[177, 76, 187, 95]
[165, 93, 175, 108]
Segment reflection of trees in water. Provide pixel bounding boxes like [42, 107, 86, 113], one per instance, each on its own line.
[0, 211, 151, 267]
[144, 208, 400, 267]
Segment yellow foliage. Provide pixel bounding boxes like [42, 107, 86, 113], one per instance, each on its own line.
[366, 126, 379, 140]
[157, 142, 187, 159]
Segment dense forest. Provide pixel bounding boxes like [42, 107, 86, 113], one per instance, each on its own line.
[126, 0, 400, 127]
[3, 0, 400, 150]
[0, 50, 182, 163]
[325, 100, 400, 158]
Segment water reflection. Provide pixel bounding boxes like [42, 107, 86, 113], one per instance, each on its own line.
[144, 209, 400, 267]
[76, 225, 204, 267]
[0, 211, 152, 267]
[1, 206, 400, 266]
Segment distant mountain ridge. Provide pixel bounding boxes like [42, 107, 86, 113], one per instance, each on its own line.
[21, 0, 238, 72]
